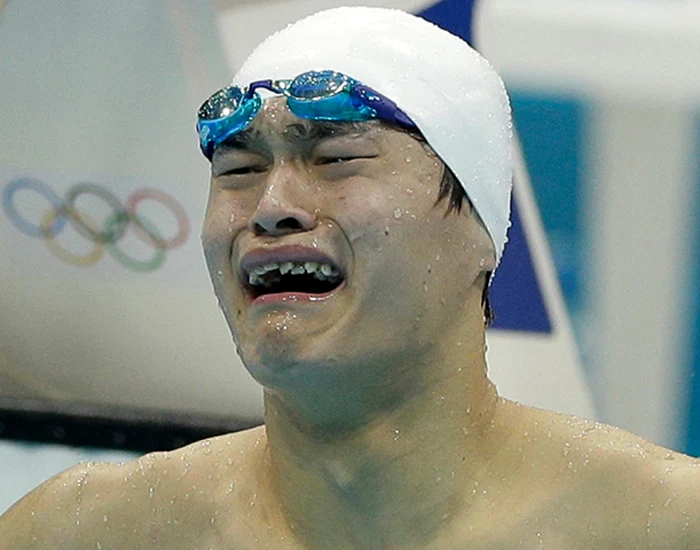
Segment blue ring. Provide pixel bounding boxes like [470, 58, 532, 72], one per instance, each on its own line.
[2, 177, 67, 238]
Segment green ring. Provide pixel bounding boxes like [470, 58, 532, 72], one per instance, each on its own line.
[104, 212, 166, 272]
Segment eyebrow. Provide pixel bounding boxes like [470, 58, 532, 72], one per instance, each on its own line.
[216, 120, 375, 154]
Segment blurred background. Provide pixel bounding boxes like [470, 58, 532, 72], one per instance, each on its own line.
[2, 0, 700, 513]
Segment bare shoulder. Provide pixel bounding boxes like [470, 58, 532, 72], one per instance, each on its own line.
[519, 404, 700, 548]
[629, 445, 700, 548]
[0, 425, 268, 549]
[0, 454, 140, 549]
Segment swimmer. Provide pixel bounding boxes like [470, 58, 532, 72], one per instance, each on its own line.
[2, 7, 700, 549]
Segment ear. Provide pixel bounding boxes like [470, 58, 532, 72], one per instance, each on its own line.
[469, 208, 497, 274]
[480, 247, 497, 274]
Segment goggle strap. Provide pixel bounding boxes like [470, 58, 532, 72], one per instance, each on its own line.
[352, 84, 417, 130]
[394, 110, 417, 129]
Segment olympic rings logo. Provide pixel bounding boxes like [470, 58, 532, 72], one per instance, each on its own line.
[2, 177, 190, 272]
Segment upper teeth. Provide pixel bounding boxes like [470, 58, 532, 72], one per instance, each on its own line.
[248, 261, 341, 286]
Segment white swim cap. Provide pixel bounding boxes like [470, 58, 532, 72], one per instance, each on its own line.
[233, 7, 514, 264]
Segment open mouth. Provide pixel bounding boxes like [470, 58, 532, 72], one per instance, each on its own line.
[245, 261, 345, 301]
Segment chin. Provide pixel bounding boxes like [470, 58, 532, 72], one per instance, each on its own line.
[244, 334, 344, 389]
[236, 332, 301, 381]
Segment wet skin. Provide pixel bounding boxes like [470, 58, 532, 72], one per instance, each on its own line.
[201, 97, 495, 430]
[3, 99, 700, 549]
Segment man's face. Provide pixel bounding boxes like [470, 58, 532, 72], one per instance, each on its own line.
[202, 98, 494, 389]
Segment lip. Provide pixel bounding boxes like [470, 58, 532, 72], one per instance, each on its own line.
[238, 244, 346, 305]
[251, 281, 347, 307]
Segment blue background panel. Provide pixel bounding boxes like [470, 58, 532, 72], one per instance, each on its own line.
[510, 93, 587, 321]
[420, 0, 478, 46]
[489, 193, 552, 333]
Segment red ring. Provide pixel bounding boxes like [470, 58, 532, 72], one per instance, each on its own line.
[126, 188, 190, 249]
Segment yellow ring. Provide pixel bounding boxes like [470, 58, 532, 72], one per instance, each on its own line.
[41, 208, 104, 267]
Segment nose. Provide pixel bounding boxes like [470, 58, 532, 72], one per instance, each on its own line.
[249, 169, 317, 237]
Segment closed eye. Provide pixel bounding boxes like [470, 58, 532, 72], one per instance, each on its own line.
[219, 166, 267, 176]
[316, 155, 377, 165]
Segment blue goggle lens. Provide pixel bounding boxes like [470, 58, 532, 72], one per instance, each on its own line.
[198, 86, 246, 121]
[285, 70, 346, 99]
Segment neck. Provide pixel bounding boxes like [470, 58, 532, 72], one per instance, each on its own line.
[257, 318, 508, 548]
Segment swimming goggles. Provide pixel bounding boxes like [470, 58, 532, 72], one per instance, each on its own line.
[197, 70, 417, 159]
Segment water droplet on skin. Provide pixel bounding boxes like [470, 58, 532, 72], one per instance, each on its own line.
[229, 213, 235, 223]
[423, 283, 428, 292]
[393, 208, 403, 219]
[562, 443, 571, 456]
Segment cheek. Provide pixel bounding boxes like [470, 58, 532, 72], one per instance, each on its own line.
[339, 194, 398, 248]
[336, 174, 431, 238]
[338, 189, 435, 287]
[201, 211, 231, 268]
[202, 188, 253, 245]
